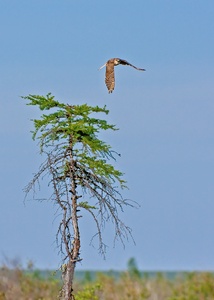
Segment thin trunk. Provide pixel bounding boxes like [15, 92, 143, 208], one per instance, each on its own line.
[61, 261, 74, 300]
[60, 137, 81, 300]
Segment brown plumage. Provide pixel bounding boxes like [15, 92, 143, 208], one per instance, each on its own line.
[99, 58, 146, 93]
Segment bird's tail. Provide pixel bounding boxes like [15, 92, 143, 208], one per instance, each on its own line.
[98, 63, 106, 70]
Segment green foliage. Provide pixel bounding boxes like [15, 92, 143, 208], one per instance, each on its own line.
[127, 257, 141, 279]
[23, 93, 115, 144]
[78, 201, 97, 210]
[75, 283, 101, 300]
[23, 93, 126, 188]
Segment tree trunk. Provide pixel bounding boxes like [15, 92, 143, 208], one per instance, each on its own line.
[60, 196, 81, 299]
[60, 138, 81, 300]
[61, 260, 75, 300]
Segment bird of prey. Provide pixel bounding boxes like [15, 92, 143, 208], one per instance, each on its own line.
[99, 58, 146, 93]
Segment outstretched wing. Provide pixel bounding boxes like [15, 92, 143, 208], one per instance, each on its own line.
[118, 59, 146, 71]
[105, 60, 115, 93]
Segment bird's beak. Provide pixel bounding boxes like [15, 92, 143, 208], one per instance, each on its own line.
[98, 63, 106, 70]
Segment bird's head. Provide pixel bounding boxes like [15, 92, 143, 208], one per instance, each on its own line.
[114, 58, 121, 66]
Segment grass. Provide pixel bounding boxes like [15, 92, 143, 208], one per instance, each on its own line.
[0, 263, 214, 299]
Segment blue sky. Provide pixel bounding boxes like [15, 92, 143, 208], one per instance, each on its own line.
[0, 0, 214, 271]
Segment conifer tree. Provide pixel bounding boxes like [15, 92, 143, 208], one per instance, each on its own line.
[23, 94, 133, 300]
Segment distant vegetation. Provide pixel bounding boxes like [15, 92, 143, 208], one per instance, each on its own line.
[1, 259, 214, 300]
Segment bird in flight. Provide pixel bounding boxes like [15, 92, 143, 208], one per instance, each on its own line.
[99, 58, 146, 93]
